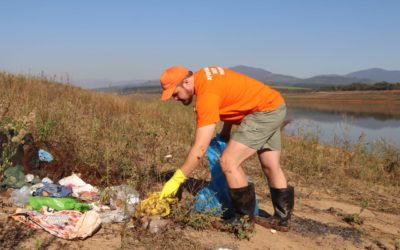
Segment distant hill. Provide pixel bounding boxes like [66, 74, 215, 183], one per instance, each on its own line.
[80, 66, 400, 91]
[71, 78, 159, 91]
[295, 74, 373, 87]
[95, 79, 159, 93]
[346, 68, 400, 82]
[229, 65, 301, 84]
[73, 78, 113, 89]
[230, 66, 397, 87]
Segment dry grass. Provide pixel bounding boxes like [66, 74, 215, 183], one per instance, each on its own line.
[0, 72, 196, 189]
[1, 72, 399, 203]
[2, 72, 400, 249]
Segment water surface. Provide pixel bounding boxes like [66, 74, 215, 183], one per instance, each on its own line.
[284, 106, 400, 149]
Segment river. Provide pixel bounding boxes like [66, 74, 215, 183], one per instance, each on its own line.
[284, 106, 400, 149]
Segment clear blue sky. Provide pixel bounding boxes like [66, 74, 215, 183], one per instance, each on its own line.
[1, 0, 399, 86]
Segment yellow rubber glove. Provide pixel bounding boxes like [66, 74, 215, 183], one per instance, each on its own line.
[159, 169, 186, 199]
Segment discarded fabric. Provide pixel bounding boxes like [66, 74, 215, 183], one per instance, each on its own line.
[29, 197, 91, 212]
[12, 208, 101, 240]
[32, 183, 72, 198]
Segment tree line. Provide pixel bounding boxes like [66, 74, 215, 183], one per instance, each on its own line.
[321, 82, 400, 91]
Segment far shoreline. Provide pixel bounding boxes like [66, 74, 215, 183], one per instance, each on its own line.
[283, 90, 400, 118]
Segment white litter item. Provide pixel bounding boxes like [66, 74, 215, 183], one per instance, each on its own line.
[127, 193, 140, 206]
[58, 173, 98, 197]
[42, 177, 53, 184]
[25, 174, 34, 182]
[59, 173, 87, 187]
[271, 229, 277, 234]
[72, 184, 98, 195]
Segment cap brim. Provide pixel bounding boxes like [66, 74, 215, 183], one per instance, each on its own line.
[160, 87, 175, 101]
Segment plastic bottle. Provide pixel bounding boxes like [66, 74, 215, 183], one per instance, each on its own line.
[29, 197, 91, 212]
[11, 186, 31, 207]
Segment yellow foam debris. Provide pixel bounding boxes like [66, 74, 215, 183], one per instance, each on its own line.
[134, 192, 177, 218]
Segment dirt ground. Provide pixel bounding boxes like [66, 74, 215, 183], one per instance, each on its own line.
[1, 184, 399, 250]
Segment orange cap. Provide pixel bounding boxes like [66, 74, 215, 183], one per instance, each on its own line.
[160, 66, 189, 100]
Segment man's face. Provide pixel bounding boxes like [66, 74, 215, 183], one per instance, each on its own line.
[172, 84, 193, 106]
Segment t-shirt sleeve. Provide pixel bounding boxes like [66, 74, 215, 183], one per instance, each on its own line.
[195, 93, 220, 128]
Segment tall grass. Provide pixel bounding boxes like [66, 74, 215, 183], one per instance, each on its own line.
[1, 72, 399, 196]
[0, 72, 195, 189]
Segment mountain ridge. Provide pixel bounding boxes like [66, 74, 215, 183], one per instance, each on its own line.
[73, 66, 400, 89]
[230, 66, 398, 87]
[345, 68, 400, 82]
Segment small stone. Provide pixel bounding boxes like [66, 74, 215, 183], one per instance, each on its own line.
[148, 217, 168, 234]
[270, 229, 277, 234]
[140, 217, 150, 229]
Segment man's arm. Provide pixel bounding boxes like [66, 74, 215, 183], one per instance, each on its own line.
[180, 123, 216, 177]
[159, 123, 216, 199]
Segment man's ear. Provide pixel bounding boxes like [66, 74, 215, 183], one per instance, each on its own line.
[183, 75, 194, 86]
[182, 78, 190, 87]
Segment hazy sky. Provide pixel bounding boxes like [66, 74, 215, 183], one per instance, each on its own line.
[1, 0, 399, 85]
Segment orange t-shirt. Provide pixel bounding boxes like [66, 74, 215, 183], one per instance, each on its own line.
[194, 66, 285, 128]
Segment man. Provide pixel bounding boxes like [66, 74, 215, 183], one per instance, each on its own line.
[159, 66, 294, 231]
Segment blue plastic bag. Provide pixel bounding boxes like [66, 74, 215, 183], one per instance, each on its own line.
[193, 134, 259, 218]
[38, 149, 54, 162]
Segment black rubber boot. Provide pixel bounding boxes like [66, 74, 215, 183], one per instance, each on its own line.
[255, 185, 294, 232]
[223, 183, 256, 229]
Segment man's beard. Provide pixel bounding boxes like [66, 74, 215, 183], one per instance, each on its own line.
[181, 87, 193, 106]
[182, 96, 193, 106]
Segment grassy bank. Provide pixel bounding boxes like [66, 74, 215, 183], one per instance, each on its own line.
[1, 72, 399, 209]
[284, 90, 400, 118]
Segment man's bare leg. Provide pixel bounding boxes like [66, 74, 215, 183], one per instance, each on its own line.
[256, 149, 294, 232]
[219, 139, 257, 226]
[258, 149, 287, 188]
[219, 139, 256, 188]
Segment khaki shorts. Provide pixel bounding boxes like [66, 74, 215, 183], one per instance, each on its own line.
[232, 104, 286, 151]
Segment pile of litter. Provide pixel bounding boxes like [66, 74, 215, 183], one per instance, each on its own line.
[1, 157, 143, 240]
[1, 135, 255, 240]
[1, 144, 179, 239]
